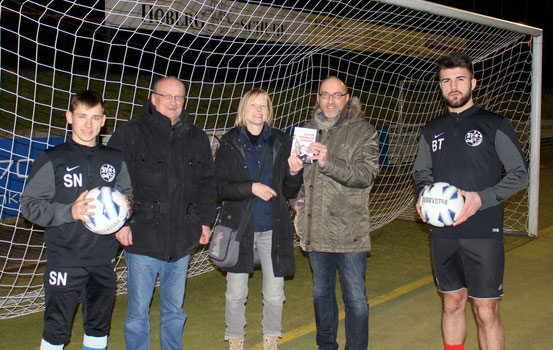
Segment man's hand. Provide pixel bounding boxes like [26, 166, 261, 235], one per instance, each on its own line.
[123, 195, 132, 219]
[71, 190, 95, 223]
[291, 197, 305, 211]
[307, 142, 328, 168]
[288, 154, 304, 176]
[199, 225, 211, 245]
[416, 200, 426, 223]
[453, 190, 482, 226]
[252, 182, 277, 201]
[416, 186, 428, 223]
[115, 226, 133, 246]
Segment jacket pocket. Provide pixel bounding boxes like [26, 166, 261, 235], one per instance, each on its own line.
[183, 202, 200, 224]
[326, 204, 367, 244]
[137, 153, 163, 189]
[183, 153, 205, 180]
[294, 203, 305, 239]
[130, 210, 164, 253]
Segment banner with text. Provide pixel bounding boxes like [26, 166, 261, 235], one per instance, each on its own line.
[105, 0, 466, 58]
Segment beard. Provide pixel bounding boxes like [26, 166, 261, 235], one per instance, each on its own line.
[444, 90, 472, 109]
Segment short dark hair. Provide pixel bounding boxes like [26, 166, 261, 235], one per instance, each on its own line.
[69, 90, 104, 113]
[436, 52, 474, 78]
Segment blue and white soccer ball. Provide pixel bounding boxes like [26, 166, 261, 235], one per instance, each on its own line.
[419, 182, 464, 227]
[84, 186, 128, 235]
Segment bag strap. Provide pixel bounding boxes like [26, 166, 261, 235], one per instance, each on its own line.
[235, 136, 274, 241]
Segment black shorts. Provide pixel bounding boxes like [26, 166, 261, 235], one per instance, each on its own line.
[42, 264, 116, 345]
[431, 237, 504, 299]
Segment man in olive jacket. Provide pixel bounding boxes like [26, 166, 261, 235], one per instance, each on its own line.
[294, 76, 380, 350]
[108, 76, 216, 350]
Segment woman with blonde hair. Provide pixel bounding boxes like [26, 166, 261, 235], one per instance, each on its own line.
[214, 89, 303, 349]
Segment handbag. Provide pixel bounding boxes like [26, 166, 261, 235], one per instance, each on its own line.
[209, 136, 273, 268]
[208, 223, 241, 268]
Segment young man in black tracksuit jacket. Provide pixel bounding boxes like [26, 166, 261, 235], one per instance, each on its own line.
[21, 90, 133, 350]
[413, 53, 528, 350]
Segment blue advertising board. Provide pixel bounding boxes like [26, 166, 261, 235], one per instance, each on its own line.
[375, 125, 390, 170]
[0, 137, 65, 218]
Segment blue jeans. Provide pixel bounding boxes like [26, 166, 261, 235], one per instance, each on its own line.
[124, 251, 190, 350]
[225, 231, 285, 339]
[309, 252, 369, 350]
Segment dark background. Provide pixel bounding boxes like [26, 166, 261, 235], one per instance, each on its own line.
[1, 0, 550, 88]
[425, 0, 550, 89]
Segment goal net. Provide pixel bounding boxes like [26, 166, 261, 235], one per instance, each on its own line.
[0, 0, 540, 318]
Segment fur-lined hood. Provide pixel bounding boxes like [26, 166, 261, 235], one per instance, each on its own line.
[311, 96, 364, 127]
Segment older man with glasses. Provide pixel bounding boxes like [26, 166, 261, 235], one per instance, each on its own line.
[292, 76, 380, 349]
[108, 76, 216, 350]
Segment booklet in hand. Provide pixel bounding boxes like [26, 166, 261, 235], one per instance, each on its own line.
[291, 126, 317, 163]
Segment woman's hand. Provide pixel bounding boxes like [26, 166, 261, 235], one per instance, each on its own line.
[288, 154, 304, 176]
[252, 182, 277, 201]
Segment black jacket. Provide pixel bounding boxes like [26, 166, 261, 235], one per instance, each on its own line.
[413, 104, 528, 239]
[20, 139, 133, 267]
[215, 126, 303, 276]
[108, 100, 216, 261]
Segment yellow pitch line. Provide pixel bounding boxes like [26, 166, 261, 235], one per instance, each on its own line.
[278, 275, 435, 345]
[537, 225, 553, 236]
[253, 224, 553, 348]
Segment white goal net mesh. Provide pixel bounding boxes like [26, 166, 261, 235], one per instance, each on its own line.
[0, 0, 534, 318]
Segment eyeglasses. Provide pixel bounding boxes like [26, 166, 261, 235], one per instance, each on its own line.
[152, 92, 185, 102]
[318, 92, 347, 99]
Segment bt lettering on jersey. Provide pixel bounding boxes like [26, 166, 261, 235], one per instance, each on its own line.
[432, 137, 444, 152]
[49, 271, 67, 286]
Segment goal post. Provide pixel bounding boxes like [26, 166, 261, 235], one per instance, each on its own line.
[377, 0, 543, 236]
[0, 0, 543, 319]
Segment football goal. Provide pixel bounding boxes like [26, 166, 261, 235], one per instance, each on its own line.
[0, 0, 542, 319]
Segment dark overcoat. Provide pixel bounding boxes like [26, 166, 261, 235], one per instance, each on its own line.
[215, 126, 303, 276]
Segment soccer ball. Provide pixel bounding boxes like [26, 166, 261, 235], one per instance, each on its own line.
[419, 182, 464, 227]
[83, 186, 128, 235]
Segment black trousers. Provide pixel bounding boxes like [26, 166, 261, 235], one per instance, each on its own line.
[42, 264, 116, 345]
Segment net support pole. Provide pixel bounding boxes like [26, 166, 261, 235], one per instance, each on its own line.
[528, 34, 543, 237]
[378, 0, 543, 237]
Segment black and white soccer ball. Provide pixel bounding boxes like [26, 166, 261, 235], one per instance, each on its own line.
[419, 182, 464, 227]
[83, 186, 127, 235]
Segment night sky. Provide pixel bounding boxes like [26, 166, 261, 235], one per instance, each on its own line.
[425, 0, 550, 88]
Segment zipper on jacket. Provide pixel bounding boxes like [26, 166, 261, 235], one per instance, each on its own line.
[304, 128, 324, 252]
[165, 129, 175, 261]
[453, 113, 461, 144]
[86, 150, 93, 186]
[305, 160, 317, 252]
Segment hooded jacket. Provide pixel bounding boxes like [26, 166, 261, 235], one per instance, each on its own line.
[294, 97, 380, 253]
[108, 99, 216, 261]
[214, 126, 303, 276]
